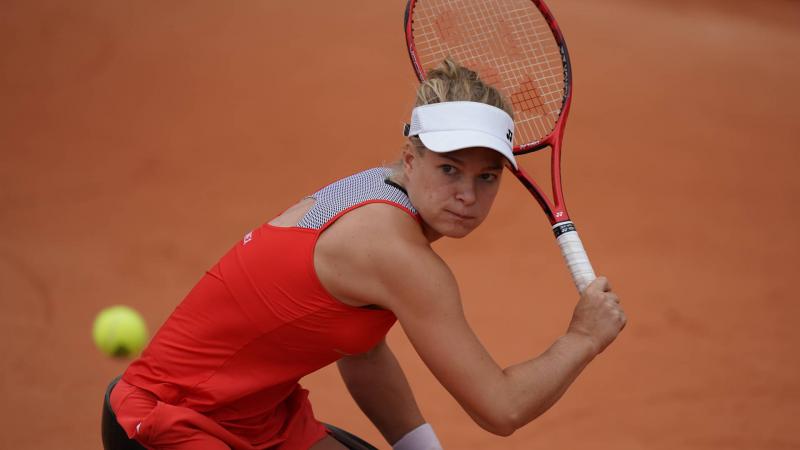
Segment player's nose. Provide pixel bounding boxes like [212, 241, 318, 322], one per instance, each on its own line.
[454, 179, 477, 205]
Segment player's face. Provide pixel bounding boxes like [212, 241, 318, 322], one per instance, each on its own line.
[403, 146, 504, 240]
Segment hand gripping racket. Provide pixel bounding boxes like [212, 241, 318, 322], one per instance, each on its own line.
[404, 0, 596, 293]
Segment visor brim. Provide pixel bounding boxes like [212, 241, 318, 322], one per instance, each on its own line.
[418, 131, 518, 169]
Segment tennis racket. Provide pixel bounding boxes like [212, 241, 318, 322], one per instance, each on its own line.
[404, 0, 596, 293]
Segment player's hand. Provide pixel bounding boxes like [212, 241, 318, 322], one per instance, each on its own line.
[566, 276, 626, 356]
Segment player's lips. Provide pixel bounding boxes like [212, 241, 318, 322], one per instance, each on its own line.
[446, 210, 474, 220]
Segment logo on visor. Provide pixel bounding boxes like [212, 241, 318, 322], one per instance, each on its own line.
[506, 129, 513, 143]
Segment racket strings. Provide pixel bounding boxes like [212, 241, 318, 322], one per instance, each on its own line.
[410, 0, 567, 147]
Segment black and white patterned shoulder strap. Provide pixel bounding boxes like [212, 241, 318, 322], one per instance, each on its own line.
[296, 167, 417, 230]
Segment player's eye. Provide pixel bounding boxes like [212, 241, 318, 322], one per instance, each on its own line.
[480, 173, 499, 183]
[440, 164, 457, 175]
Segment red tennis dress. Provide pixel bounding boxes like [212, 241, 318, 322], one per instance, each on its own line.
[112, 168, 419, 449]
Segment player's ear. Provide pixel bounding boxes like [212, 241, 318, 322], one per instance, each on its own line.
[402, 140, 417, 172]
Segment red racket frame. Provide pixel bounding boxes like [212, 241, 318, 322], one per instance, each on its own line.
[404, 0, 574, 226]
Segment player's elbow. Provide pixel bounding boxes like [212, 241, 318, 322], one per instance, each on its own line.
[470, 405, 521, 437]
[487, 422, 517, 437]
[477, 415, 518, 437]
[472, 394, 552, 436]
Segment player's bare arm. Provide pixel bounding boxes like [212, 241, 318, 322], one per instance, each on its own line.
[318, 203, 626, 436]
[337, 339, 426, 445]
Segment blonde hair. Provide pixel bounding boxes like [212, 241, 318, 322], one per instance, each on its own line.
[410, 58, 512, 150]
[415, 58, 512, 114]
[387, 59, 511, 180]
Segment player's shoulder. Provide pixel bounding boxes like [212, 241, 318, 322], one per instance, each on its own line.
[320, 201, 444, 276]
[348, 204, 453, 272]
[325, 200, 423, 243]
[348, 205, 459, 313]
[316, 201, 453, 309]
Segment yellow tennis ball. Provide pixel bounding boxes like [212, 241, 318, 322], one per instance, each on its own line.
[92, 305, 149, 358]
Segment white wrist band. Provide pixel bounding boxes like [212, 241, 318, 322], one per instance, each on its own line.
[392, 423, 443, 450]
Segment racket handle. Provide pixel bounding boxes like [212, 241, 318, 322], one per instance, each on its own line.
[553, 221, 596, 293]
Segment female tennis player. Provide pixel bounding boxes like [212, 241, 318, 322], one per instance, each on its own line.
[101, 59, 626, 450]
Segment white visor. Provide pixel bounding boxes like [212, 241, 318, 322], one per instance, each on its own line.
[404, 101, 517, 169]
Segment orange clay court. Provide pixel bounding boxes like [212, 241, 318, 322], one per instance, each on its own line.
[1, 0, 799, 448]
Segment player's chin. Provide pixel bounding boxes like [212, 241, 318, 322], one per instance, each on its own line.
[437, 219, 481, 239]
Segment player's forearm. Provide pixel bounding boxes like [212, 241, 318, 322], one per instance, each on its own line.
[337, 342, 426, 445]
[501, 333, 597, 429]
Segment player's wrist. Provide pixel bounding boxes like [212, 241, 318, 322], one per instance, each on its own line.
[392, 423, 442, 450]
[560, 332, 600, 360]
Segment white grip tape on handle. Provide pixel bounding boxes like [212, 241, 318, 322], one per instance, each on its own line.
[553, 221, 596, 293]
